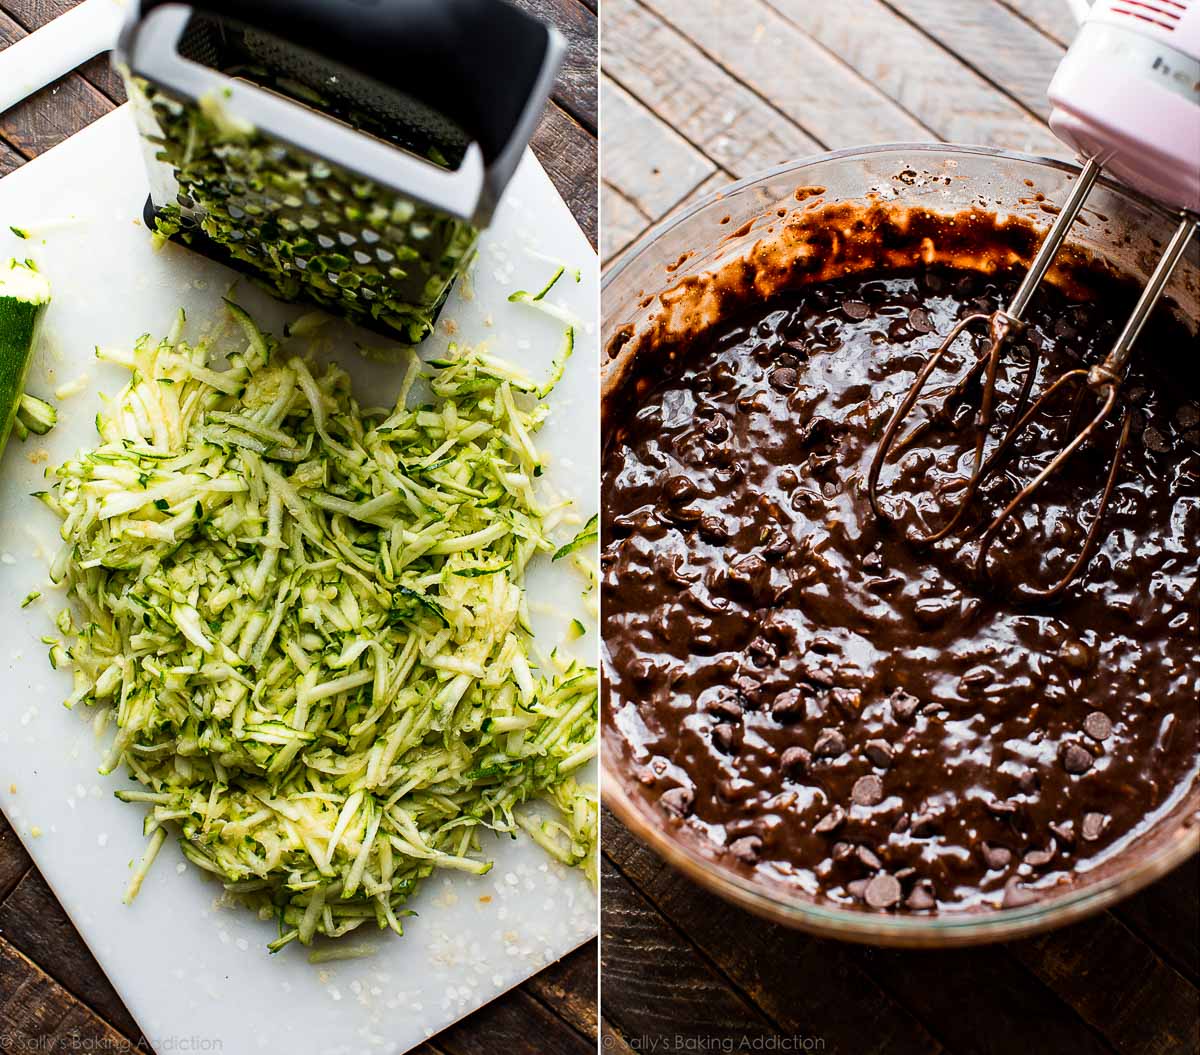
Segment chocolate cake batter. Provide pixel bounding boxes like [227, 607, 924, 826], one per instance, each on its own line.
[602, 257, 1199, 912]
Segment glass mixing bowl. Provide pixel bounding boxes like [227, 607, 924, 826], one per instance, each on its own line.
[600, 143, 1200, 947]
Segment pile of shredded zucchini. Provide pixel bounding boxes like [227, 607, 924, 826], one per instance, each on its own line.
[40, 302, 597, 951]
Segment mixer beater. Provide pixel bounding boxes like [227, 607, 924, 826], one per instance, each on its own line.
[867, 0, 1200, 599]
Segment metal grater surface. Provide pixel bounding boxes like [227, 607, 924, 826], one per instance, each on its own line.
[135, 14, 482, 344]
[176, 15, 471, 164]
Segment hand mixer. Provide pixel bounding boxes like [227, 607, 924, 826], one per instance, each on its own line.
[867, 0, 1200, 600]
[110, 0, 565, 344]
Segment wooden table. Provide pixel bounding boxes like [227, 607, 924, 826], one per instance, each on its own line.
[0, 2, 596, 1053]
[599, 2, 1200, 1053]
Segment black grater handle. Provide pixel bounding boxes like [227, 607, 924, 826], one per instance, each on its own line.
[141, 0, 557, 165]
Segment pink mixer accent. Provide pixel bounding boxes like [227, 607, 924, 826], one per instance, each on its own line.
[1048, 0, 1200, 213]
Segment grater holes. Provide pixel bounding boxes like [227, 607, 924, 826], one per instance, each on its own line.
[175, 15, 471, 168]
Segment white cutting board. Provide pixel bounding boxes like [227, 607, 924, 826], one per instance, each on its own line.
[0, 105, 597, 1054]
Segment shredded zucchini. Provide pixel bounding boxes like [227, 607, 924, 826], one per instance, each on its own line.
[43, 303, 597, 950]
[554, 514, 598, 561]
[18, 392, 56, 435]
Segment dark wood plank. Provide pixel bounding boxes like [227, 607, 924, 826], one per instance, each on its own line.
[436, 986, 593, 1055]
[604, 0, 821, 178]
[882, 0, 1066, 122]
[0, 812, 32, 902]
[601, 854, 780, 1045]
[854, 941, 1120, 1055]
[604, 810, 945, 1055]
[0, 935, 138, 1052]
[0, 8, 115, 161]
[764, 0, 1063, 155]
[512, 0, 598, 132]
[0, 138, 24, 175]
[530, 99, 598, 248]
[601, 1018, 638, 1055]
[1115, 857, 1200, 985]
[0, 0, 126, 102]
[639, 0, 933, 147]
[0, 869, 141, 1040]
[1008, 913, 1200, 1055]
[522, 941, 597, 1040]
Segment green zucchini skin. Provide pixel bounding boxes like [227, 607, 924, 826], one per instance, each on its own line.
[0, 260, 51, 457]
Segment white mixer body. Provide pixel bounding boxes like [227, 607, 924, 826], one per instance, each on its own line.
[1048, 0, 1200, 213]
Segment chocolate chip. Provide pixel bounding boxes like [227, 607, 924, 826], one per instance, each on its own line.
[728, 552, 766, 585]
[769, 366, 798, 392]
[908, 307, 934, 334]
[981, 843, 1012, 869]
[663, 475, 698, 504]
[842, 300, 871, 321]
[660, 787, 693, 817]
[890, 688, 921, 722]
[772, 688, 808, 720]
[728, 835, 762, 863]
[781, 745, 811, 775]
[914, 597, 955, 628]
[814, 727, 847, 758]
[856, 845, 882, 870]
[864, 739, 894, 768]
[864, 873, 902, 909]
[813, 805, 846, 834]
[1061, 743, 1094, 775]
[1083, 711, 1113, 742]
[703, 414, 730, 442]
[851, 774, 884, 807]
[1143, 426, 1170, 453]
[1059, 638, 1092, 671]
[762, 526, 791, 558]
[1023, 846, 1056, 867]
[906, 883, 936, 911]
[1082, 812, 1109, 841]
[1002, 879, 1040, 908]
[958, 666, 995, 691]
[747, 636, 778, 665]
[829, 687, 862, 718]
[707, 692, 743, 721]
[712, 723, 739, 754]
[699, 515, 729, 543]
[1049, 822, 1075, 848]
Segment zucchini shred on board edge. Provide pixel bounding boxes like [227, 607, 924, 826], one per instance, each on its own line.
[36, 301, 598, 952]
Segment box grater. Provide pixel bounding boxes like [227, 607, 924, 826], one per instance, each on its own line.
[115, 0, 566, 344]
